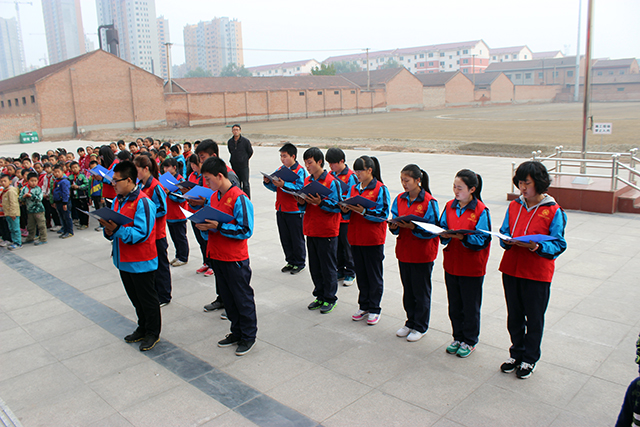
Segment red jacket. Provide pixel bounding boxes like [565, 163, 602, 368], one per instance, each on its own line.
[347, 179, 389, 246]
[101, 159, 119, 200]
[393, 190, 439, 263]
[206, 185, 251, 262]
[140, 177, 167, 240]
[442, 199, 490, 277]
[302, 172, 341, 238]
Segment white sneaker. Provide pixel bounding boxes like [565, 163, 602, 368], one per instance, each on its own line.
[407, 330, 426, 342]
[169, 258, 178, 265]
[343, 276, 355, 287]
[0, 240, 8, 247]
[172, 259, 188, 267]
[396, 326, 411, 337]
[366, 313, 380, 325]
[352, 309, 368, 321]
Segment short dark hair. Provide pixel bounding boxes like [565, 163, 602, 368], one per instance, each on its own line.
[89, 160, 98, 166]
[27, 172, 38, 180]
[161, 142, 171, 150]
[117, 140, 125, 147]
[325, 147, 345, 164]
[162, 157, 178, 170]
[43, 162, 52, 168]
[183, 141, 192, 150]
[113, 160, 137, 181]
[232, 124, 241, 130]
[201, 156, 228, 178]
[513, 161, 551, 194]
[195, 139, 219, 157]
[188, 153, 199, 166]
[303, 147, 324, 167]
[77, 147, 85, 153]
[69, 161, 79, 168]
[129, 142, 138, 148]
[0, 173, 9, 180]
[170, 144, 181, 154]
[53, 163, 63, 171]
[280, 143, 297, 159]
[117, 150, 131, 161]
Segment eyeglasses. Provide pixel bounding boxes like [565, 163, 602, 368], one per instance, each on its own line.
[113, 177, 129, 183]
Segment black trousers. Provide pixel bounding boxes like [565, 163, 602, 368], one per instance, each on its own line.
[502, 273, 551, 364]
[353, 245, 385, 314]
[276, 211, 306, 268]
[232, 164, 251, 199]
[92, 196, 103, 210]
[155, 237, 172, 304]
[120, 270, 161, 337]
[337, 222, 355, 278]
[43, 198, 58, 228]
[56, 202, 73, 235]
[445, 272, 483, 346]
[167, 221, 189, 262]
[72, 197, 89, 226]
[0, 217, 10, 241]
[399, 261, 433, 333]
[191, 220, 208, 265]
[307, 236, 338, 304]
[212, 259, 257, 341]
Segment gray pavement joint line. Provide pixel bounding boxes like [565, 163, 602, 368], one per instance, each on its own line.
[0, 397, 22, 427]
[0, 250, 318, 427]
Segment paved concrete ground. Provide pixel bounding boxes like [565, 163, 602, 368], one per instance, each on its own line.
[1, 144, 638, 426]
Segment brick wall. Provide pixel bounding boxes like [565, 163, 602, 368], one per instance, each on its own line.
[0, 87, 39, 115]
[514, 85, 562, 103]
[385, 69, 423, 110]
[423, 87, 446, 108]
[0, 113, 41, 143]
[591, 83, 640, 101]
[486, 74, 514, 103]
[445, 74, 474, 105]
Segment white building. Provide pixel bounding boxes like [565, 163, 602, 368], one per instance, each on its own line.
[157, 15, 169, 80]
[489, 46, 533, 63]
[42, 0, 86, 65]
[248, 59, 320, 77]
[0, 17, 24, 80]
[183, 17, 243, 77]
[96, 0, 161, 76]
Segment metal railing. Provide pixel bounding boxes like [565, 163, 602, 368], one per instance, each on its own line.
[510, 146, 640, 193]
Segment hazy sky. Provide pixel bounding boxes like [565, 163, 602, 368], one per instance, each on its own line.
[2, 0, 639, 70]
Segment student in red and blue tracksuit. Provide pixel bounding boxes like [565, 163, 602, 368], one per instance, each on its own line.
[326, 147, 359, 286]
[161, 157, 189, 266]
[296, 147, 343, 314]
[135, 155, 171, 306]
[498, 161, 567, 379]
[186, 154, 213, 276]
[389, 165, 439, 341]
[342, 156, 390, 326]
[263, 143, 308, 274]
[99, 161, 160, 352]
[195, 157, 256, 356]
[439, 169, 491, 357]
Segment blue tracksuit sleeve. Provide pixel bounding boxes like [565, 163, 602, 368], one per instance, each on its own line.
[362, 185, 390, 222]
[412, 199, 440, 240]
[152, 185, 167, 218]
[319, 180, 342, 213]
[113, 198, 157, 245]
[61, 179, 70, 203]
[219, 194, 253, 240]
[537, 208, 567, 259]
[390, 197, 400, 236]
[461, 208, 492, 250]
[439, 206, 450, 245]
[263, 180, 277, 192]
[499, 206, 512, 250]
[281, 167, 307, 192]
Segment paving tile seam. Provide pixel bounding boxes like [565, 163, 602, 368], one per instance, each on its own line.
[0, 250, 317, 427]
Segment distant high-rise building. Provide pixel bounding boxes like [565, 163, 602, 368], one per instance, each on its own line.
[183, 17, 243, 76]
[42, 0, 86, 64]
[96, 0, 160, 76]
[85, 34, 95, 52]
[157, 15, 169, 80]
[0, 17, 24, 80]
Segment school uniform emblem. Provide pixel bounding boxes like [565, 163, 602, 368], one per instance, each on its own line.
[416, 204, 424, 212]
[540, 209, 550, 219]
[470, 213, 477, 221]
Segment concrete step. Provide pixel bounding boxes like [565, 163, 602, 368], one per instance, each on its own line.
[617, 187, 640, 214]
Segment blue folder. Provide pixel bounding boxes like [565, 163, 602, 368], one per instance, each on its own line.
[159, 172, 180, 192]
[511, 234, 557, 243]
[282, 180, 333, 199]
[187, 206, 234, 224]
[89, 165, 113, 184]
[183, 185, 214, 200]
[388, 214, 430, 223]
[262, 166, 300, 183]
[176, 180, 197, 190]
[79, 207, 133, 226]
[340, 195, 376, 210]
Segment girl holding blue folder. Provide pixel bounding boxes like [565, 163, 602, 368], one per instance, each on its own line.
[341, 156, 390, 326]
[439, 169, 491, 357]
[187, 154, 213, 277]
[161, 158, 189, 267]
[498, 161, 567, 379]
[388, 165, 439, 341]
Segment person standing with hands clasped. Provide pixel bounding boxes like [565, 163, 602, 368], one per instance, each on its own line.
[388, 165, 438, 340]
[228, 124, 253, 198]
[342, 156, 390, 326]
[439, 169, 491, 357]
[195, 157, 256, 356]
[499, 161, 567, 379]
[99, 161, 160, 351]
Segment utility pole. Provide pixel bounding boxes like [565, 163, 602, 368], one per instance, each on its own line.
[365, 48, 370, 90]
[165, 42, 173, 93]
[573, 0, 582, 102]
[579, 0, 595, 177]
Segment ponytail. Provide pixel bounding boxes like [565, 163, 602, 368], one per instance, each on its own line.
[133, 153, 159, 179]
[401, 164, 431, 195]
[353, 155, 383, 183]
[456, 169, 482, 202]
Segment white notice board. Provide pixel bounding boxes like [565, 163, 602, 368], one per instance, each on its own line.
[593, 123, 612, 134]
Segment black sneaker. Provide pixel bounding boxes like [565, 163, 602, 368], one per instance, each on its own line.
[124, 329, 145, 343]
[281, 264, 294, 272]
[500, 357, 521, 373]
[320, 301, 336, 314]
[516, 362, 536, 379]
[217, 333, 241, 347]
[290, 265, 305, 275]
[139, 335, 160, 351]
[220, 311, 228, 320]
[307, 299, 323, 310]
[235, 340, 255, 356]
[203, 298, 224, 312]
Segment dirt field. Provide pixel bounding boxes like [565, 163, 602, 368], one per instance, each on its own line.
[112, 102, 640, 158]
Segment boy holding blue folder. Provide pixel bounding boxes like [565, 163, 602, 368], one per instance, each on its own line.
[263, 143, 308, 274]
[195, 157, 257, 356]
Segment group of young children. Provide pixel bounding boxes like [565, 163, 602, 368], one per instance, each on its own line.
[0, 137, 568, 378]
